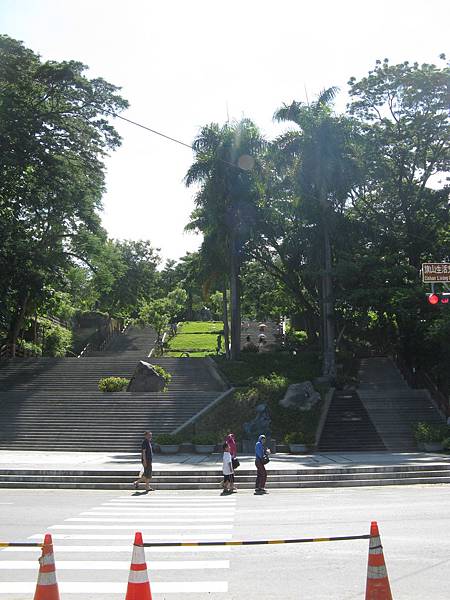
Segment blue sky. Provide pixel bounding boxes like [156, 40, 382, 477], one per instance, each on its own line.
[1, 0, 449, 262]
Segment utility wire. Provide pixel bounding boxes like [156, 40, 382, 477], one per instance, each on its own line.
[113, 112, 194, 150]
[109, 111, 248, 171]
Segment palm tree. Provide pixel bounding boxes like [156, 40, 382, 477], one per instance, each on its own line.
[275, 89, 359, 377]
[185, 120, 264, 360]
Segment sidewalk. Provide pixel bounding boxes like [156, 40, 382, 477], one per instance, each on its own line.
[1, 450, 449, 472]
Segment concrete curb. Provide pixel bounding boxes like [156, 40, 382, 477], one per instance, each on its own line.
[315, 387, 334, 449]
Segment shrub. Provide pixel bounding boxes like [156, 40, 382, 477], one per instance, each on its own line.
[284, 432, 305, 444]
[254, 373, 289, 401]
[412, 422, 449, 443]
[150, 364, 172, 390]
[19, 340, 42, 356]
[192, 432, 217, 445]
[154, 433, 181, 445]
[98, 377, 129, 392]
[43, 323, 73, 357]
[442, 437, 450, 451]
[215, 351, 321, 386]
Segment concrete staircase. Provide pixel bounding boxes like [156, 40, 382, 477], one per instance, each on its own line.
[90, 325, 156, 357]
[1, 463, 450, 489]
[358, 357, 445, 451]
[240, 320, 278, 347]
[0, 356, 143, 392]
[318, 390, 386, 452]
[0, 390, 221, 451]
[0, 326, 228, 452]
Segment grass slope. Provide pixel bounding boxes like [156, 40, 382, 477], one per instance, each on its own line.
[191, 351, 324, 443]
[166, 321, 224, 357]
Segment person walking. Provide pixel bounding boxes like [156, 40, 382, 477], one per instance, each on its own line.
[255, 434, 269, 494]
[221, 442, 234, 494]
[225, 433, 238, 491]
[133, 431, 154, 492]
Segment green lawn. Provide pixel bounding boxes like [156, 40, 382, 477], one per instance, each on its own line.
[165, 351, 211, 357]
[178, 321, 224, 334]
[166, 321, 224, 356]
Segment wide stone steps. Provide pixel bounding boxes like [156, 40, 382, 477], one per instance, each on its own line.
[240, 320, 278, 347]
[90, 325, 157, 356]
[0, 324, 229, 451]
[1, 464, 449, 489]
[355, 357, 446, 451]
[318, 390, 386, 452]
[0, 386, 220, 450]
[0, 356, 225, 393]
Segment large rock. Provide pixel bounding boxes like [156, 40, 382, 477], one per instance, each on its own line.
[127, 361, 165, 392]
[280, 381, 320, 411]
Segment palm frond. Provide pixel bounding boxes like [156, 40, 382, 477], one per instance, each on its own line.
[317, 86, 340, 107]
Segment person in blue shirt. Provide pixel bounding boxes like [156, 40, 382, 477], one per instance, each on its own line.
[255, 434, 269, 493]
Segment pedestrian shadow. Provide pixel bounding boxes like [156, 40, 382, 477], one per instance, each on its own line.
[131, 490, 149, 496]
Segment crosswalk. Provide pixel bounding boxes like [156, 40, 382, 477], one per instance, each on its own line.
[0, 492, 236, 597]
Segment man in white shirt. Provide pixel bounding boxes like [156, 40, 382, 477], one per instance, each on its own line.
[222, 442, 234, 494]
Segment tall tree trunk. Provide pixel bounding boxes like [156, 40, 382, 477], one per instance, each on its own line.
[7, 290, 30, 357]
[229, 231, 241, 361]
[304, 309, 319, 344]
[222, 287, 230, 360]
[322, 219, 336, 377]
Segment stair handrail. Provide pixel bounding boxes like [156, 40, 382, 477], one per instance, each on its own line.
[0, 342, 41, 359]
[77, 342, 93, 358]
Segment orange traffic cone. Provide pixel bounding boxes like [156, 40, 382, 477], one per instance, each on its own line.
[33, 533, 60, 600]
[365, 521, 393, 600]
[125, 532, 152, 600]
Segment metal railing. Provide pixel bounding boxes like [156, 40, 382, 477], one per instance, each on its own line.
[77, 317, 126, 358]
[394, 353, 450, 419]
[0, 343, 41, 360]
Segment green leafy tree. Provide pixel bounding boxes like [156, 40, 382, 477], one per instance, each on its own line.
[96, 240, 161, 317]
[0, 35, 128, 352]
[138, 287, 188, 340]
[270, 90, 361, 375]
[342, 57, 450, 364]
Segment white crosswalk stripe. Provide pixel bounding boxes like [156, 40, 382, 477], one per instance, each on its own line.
[29, 532, 233, 540]
[0, 492, 236, 597]
[0, 559, 229, 570]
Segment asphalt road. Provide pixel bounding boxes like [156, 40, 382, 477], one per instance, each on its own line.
[0, 485, 449, 599]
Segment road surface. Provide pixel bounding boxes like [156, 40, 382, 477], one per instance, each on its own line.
[0, 484, 449, 599]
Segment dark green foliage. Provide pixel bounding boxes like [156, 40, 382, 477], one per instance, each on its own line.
[196, 353, 322, 441]
[154, 433, 181, 445]
[150, 364, 172, 390]
[412, 422, 449, 443]
[284, 432, 306, 444]
[42, 323, 73, 357]
[0, 35, 128, 348]
[192, 432, 218, 445]
[253, 373, 289, 401]
[96, 240, 161, 317]
[98, 377, 130, 392]
[214, 351, 321, 386]
[19, 340, 42, 356]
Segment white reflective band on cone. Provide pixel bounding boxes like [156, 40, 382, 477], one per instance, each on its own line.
[39, 553, 55, 567]
[367, 565, 388, 579]
[128, 570, 149, 584]
[131, 546, 146, 563]
[37, 571, 57, 586]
